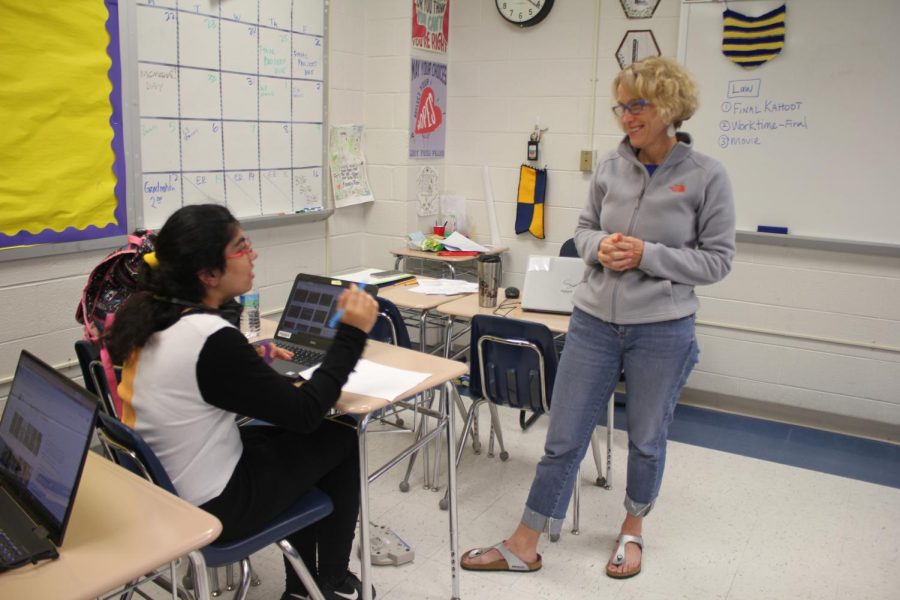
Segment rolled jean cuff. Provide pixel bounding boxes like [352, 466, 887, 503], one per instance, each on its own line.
[521, 506, 564, 538]
[624, 495, 654, 518]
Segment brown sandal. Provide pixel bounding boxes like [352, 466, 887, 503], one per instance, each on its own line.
[606, 534, 643, 579]
[461, 542, 542, 572]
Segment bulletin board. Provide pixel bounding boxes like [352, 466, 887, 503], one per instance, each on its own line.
[678, 0, 900, 250]
[0, 1, 127, 251]
[0, 0, 330, 259]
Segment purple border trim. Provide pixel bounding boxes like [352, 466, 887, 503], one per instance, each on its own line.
[0, 0, 127, 249]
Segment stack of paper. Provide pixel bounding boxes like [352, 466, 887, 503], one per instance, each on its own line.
[441, 232, 489, 252]
[335, 268, 415, 287]
[410, 279, 478, 295]
[301, 359, 430, 401]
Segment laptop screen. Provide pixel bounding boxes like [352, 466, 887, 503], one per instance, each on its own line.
[275, 274, 377, 349]
[276, 275, 347, 341]
[0, 351, 98, 546]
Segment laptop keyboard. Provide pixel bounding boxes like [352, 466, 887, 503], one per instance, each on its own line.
[0, 529, 25, 564]
[273, 342, 325, 367]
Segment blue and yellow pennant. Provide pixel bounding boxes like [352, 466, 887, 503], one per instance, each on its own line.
[722, 4, 786, 69]
[515, 165, 546, 239]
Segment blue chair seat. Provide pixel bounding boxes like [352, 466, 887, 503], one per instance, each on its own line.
[95, 412, 332, 600]
[200, 488, 333, 567]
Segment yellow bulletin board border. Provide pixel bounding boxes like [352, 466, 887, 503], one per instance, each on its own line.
[0, 0, 128, 253]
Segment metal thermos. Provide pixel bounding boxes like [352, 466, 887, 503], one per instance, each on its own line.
[477, 254, 501, 308]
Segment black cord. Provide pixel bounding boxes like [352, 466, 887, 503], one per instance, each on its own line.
[492, 298, 520, 317]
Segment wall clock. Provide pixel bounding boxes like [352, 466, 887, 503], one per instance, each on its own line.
[495, 0, 555, 28]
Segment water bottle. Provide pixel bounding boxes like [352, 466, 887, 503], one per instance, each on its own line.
[477, 254, 501, 308]
[239, 289, 261, 338]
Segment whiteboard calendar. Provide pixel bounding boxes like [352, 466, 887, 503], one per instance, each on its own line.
[129, 0, 327, 228]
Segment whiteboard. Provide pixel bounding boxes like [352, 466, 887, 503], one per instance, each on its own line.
[678, 0, 900, 245]
[124, 0, 328, 229]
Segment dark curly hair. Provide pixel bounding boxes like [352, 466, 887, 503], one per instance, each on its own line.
[105, 204, 239, 363]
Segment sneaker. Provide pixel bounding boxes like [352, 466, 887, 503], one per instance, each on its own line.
[320, 571, 376, 600]
[281, 593, 310, 600]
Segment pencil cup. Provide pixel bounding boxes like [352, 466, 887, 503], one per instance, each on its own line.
[477, 254, 501, 308]
[433, 225, 446, 237]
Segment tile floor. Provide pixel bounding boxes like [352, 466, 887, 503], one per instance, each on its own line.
[141, 402, 900, 600]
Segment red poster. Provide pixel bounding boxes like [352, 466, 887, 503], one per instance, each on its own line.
[411, 0, 449, 54]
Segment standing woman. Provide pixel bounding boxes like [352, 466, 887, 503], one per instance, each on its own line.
[462, 57, 736, 579]
[106, 204, 378, 600]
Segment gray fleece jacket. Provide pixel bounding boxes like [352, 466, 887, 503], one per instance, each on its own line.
[572, 133, 736, 325]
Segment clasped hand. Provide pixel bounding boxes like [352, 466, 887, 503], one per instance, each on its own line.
[598, 232, 644, 271]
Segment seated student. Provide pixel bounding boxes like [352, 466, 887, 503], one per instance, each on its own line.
[106, 204, 378, 600]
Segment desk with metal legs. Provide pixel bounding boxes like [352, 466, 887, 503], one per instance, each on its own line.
[390, 247, 507, 279]
[378, 279, 468, 354]
[261, 320, 467, 600]
[0, 453, 222, 600]
[378, 282, 473, 492]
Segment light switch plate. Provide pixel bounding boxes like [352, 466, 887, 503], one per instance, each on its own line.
[580, 150, 595, 172]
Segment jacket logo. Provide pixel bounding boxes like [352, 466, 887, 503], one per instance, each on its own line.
[669, 184, 686, 193]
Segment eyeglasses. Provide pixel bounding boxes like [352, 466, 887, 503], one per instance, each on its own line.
[225, 237, 253, 259]
[612, 99, 650, 117]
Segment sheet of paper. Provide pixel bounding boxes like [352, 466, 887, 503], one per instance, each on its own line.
[409, 279, 478, 295]
[301, 358, 430, 401]
[441, 232, 488, 252]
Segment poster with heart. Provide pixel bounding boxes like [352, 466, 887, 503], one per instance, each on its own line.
[409, 58, 446, 158]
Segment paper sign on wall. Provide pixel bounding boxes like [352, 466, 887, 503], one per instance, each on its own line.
[329, 125, 374, 208]
[411, 0, 449, 54]
[409, 58, 447, 158]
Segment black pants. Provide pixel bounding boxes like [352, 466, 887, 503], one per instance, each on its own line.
[200, 419, 360, 592]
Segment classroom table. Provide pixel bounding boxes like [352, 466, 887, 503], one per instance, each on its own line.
[0, 452, 222, 600]
[435, 288, 570, 358]
[378, 277, 471, 354]
[390, 246, 507, 279]
[261, 319, 467, 600]
[378, 279, 476, 490]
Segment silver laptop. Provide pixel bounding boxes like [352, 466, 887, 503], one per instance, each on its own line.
[520, 256, 585, 315]
[0, 350, 99, 571]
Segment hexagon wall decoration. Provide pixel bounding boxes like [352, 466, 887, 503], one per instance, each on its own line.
[619, 0, 660, 19]
[615, 29, 661, 70]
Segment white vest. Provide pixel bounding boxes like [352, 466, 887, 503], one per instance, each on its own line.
[127, 313, 241, 505]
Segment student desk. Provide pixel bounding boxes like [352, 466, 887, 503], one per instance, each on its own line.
[378, 278, 472, 354]
[435, 289, 570, 358]
[0, 452, 222, 600]
[261, 320, 467, 600]
[390, 247, 507, 279]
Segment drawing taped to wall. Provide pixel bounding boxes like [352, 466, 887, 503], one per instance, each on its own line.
[329, 125, 374, 208]
[416, 166, 439, 216]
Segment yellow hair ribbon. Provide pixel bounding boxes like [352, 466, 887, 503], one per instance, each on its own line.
[143, 252, 159, 269]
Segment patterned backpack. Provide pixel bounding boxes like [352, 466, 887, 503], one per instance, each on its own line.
[75, 230, 156, 415]
[76, 230, 157, 339]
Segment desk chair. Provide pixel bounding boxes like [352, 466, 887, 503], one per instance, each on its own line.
[74, 340, 120, 418]
[440, 315, 556, 510]
[368, 296, 414, 432]
[95, 413, 332, 600]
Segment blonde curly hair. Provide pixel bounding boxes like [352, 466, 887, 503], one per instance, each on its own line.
[613, 57, 699, 129]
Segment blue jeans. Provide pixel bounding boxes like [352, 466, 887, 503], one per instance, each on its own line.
[521, 308, 699, 536]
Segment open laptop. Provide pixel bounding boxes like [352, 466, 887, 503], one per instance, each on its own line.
[0, 350, 99, 571]
[520, 255, 586, 315]
[265, 273, 378, 379]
